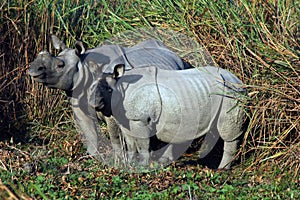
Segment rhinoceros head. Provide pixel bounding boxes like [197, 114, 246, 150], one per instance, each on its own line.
[88, 61, 120, 117]
[28, 35, 85, 91]
[88, 62, 123, 117]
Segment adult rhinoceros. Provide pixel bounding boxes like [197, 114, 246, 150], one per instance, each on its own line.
[28, 35, 190, 161]
[89, 64, 246, 169]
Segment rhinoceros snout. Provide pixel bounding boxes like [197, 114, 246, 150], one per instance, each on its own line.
[28, 64, 45, 77]
[28, 63, 48, 83]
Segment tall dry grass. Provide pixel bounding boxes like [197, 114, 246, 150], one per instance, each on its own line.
[0, 0, 299, 177]
[189, 0, 300, 175]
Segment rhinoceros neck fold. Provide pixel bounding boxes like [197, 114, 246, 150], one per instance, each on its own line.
[70, 61, 94, 100]
[65, 61, 81, 97]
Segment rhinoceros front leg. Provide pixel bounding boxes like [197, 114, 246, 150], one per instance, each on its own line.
[135, 138, 150, 166]
[123, 120, 151, 166]
[123, 133, 136, 165]
[72, 104, 112, 162]
[105, 116, 126, 164]
[73, 106, 99, 155]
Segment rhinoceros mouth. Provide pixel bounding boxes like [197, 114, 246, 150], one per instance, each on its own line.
[31, 73, 46, 81]
[90, 100, 105, 110]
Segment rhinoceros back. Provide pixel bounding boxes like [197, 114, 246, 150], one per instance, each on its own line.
[86, 40, 187, 75]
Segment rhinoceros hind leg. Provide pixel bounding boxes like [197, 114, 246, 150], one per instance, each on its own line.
[158, 144, 174, 163]
[199, 128, 220, 159]
[218, 139, 238, 169]
[217, 97, 244, 169]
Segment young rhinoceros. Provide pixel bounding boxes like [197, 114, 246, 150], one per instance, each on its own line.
[28, 35, 189, 161]
[89, 64, 246, 169]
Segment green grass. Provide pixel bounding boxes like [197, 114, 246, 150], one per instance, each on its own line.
[0, 0, 299, 198]
[0, 130, 299, 199]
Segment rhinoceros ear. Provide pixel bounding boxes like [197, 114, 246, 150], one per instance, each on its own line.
[51, 35, 67, 50]
[74, 41, 86, 56]
[113, 64, 125, 79]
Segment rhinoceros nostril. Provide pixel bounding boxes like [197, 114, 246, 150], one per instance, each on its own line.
[38, 66, 46, 71]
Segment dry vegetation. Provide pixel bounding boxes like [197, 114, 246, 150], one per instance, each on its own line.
[0, 0, 299, 198]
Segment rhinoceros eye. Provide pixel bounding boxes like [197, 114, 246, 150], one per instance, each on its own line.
[57, 60, 65, 68]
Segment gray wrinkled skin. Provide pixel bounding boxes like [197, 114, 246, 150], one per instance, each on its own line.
[28, 35, 189, 162]
[90, 65, 245, 169]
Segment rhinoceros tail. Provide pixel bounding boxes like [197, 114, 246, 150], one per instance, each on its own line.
[153, 67, 163, 124]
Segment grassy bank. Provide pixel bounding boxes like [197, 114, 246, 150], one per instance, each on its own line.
[0, 0, 299, 198]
